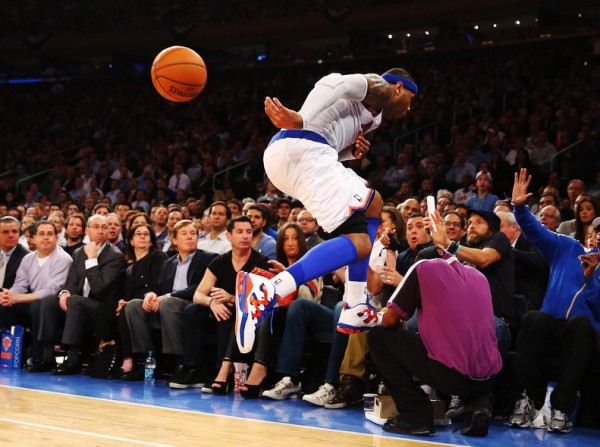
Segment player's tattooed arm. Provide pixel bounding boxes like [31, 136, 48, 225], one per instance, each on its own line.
[363, 74, 392, 113]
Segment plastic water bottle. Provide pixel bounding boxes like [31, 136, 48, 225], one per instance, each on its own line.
[144, 350, 156, 384]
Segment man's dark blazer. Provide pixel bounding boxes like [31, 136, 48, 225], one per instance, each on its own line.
[155, 249, 218, 301]
[513, 234, 549, 311]
[2, 244, 30, 289]
[65, 243, 126, 303]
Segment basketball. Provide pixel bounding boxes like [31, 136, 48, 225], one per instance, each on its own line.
[151, 46, 207, 102]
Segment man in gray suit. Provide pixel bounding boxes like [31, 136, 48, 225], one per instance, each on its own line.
[38, 215, 126, 374]
[1, 220, 71, 370]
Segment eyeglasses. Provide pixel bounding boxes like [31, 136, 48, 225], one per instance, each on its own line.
[538, 213, 557, 219]
[298, 217, 315, 223]
[134, 232, 151, 237]
[444, 222, 462, 228]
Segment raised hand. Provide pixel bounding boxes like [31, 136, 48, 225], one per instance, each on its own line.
[424, 208, 448, 249]
[264, 97, 303, 130]
[511, 168, 533, 207]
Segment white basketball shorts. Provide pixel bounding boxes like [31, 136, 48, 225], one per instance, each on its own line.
[264, 136, 373, 234]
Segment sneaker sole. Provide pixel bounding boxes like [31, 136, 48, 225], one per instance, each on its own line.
[262, 392, 299, 401]
[507, 420, 532, 429]
[169, 382, 204, 389]
[324, 399, 363, 409]
[235, 272, 253, 354]
[168, 383, 190, 389]
[336, 323, 372, 334]
[201, 386, 214, 394]
[547, 426, 572, 434]
[302, 395, 329, 407]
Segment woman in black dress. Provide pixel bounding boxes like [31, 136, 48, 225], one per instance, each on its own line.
[116, 223, 168, 379]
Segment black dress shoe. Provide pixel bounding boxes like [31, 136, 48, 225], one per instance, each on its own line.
[121, 366, 144, 381]
[383, 415, 435, 436]
[52, 362, 82, 375]
[107, 367, 125, 380]
[26, 361, 55, 373]
[460, 407, 491, 437]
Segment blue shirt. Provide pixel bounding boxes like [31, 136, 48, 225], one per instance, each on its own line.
[172, 251, 194, 292]
[255, 233, 277, 260]
[465, 192, 499, 212]
[514, 205, 600, 331]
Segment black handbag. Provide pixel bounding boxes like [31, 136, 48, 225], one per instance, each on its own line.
[89, 340, 121, 379]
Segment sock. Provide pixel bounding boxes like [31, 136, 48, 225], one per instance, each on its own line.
[275, 236, 359, 298]
[347, 217, 379, 282]
[346, 217, 380, 306]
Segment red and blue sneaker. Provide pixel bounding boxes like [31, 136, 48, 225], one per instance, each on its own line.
[235, 272, 278, 353]
[336, 297, 382, 334]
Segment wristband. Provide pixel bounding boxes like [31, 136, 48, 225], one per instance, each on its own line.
[447, 241, 460, 254]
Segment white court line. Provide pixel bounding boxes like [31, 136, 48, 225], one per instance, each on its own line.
[0, 417, 174, 447]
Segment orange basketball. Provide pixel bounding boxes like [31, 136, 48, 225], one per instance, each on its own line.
[151, 46, 207, 102]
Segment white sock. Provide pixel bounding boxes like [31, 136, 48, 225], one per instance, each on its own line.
[345, 281, 367, 307]
[271, 271, 298, 300]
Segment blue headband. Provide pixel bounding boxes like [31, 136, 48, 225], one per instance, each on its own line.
[381, 73, 418, 95]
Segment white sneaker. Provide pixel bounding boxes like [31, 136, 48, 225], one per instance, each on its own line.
[445, 395, 465, 419]
[262, 376, 302, 400]
[531, 404, 551, 429]
[336, 301, 381, 334]
[508, 393, 536, 428]
[547, 409, 573, 434]
[235, 272, 277, 354]
[302, 383, 336, 407]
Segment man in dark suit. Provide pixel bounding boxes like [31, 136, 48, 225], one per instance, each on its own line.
[0, 216, 30, 290]
[125, 220, 217, 379]
[38, 215, 126, 374]
[497, 211, 549, 311]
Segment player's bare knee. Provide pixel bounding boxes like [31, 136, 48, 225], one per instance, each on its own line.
[365, 191, 383, 218]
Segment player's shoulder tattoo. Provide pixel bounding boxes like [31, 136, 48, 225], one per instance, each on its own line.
[363, 73, 392, 111]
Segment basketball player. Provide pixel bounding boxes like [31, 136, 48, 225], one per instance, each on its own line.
[236, 69, 418, 353]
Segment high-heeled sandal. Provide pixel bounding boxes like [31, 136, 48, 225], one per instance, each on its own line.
[239, 383, 264, 399]
[209, 377, 233, 395]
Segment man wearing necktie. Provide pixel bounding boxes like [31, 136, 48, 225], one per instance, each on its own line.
[37, 215, 126, 374]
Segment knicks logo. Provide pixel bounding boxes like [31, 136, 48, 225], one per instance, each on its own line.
[249, 285, 271, 319]
[2, 336, 11, 351]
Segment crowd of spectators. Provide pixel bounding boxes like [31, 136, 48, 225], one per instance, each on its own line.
[2, 38, 599, 209]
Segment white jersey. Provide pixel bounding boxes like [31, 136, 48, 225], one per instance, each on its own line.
[304, 99, 382, 155]
[264, 73, 383, 233]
